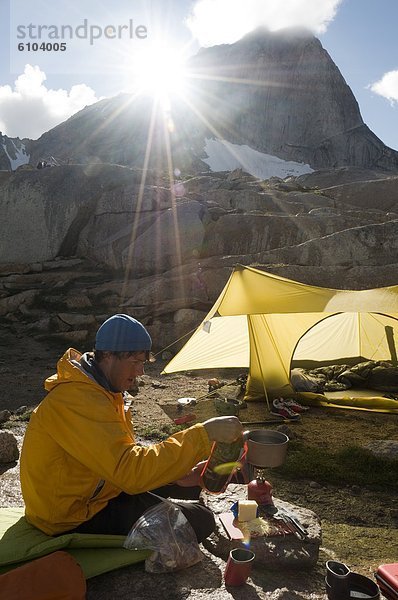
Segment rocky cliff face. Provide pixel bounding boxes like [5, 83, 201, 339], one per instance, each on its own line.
[1, 164, 398, 353]
[27, 28, 398, 174]
[2, 164, 397, 272]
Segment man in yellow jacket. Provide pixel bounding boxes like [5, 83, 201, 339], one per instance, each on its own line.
[20, 314, 242, 541]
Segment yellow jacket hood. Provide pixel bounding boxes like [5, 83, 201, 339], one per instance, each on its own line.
[44, 348, 100, 391]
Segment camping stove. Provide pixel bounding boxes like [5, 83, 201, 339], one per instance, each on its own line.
[244, 429, 289, 506]
[247, 467, 274, 506]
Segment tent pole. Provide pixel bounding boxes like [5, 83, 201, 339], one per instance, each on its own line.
[261, 376, 271, 412]
[248, 316, 271, 412]
[386, 326, 398, 365]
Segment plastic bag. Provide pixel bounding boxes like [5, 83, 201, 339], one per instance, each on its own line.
[123, 500, 203, 573]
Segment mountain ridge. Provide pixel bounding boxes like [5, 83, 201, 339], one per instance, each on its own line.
[1, 28, 397, 174]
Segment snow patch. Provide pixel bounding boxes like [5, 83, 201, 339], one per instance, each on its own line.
[202, 138, 313, 180]
[1, 139, 30, 170]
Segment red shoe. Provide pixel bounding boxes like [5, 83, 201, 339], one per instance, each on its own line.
[271, 399, 300, 420]
[283, 398, 310, 413]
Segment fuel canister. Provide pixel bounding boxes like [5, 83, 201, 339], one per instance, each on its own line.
[247, 478, 274, 505]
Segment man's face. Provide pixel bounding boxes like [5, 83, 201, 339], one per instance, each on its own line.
[103, 351, 147, 392]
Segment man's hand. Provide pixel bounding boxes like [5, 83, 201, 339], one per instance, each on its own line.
[203, 416, 243, 443]
[175, 461, 206, 487]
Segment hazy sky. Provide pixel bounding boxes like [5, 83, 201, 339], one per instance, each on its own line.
[0, 0, 397, 149]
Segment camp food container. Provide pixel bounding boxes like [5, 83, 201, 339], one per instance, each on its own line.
[213, 397, 241, 416]
[245, 429, 289, 468]
[201, 438, 243, 493]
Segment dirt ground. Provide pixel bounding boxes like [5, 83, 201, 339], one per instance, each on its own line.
[1, 325, 398, 598]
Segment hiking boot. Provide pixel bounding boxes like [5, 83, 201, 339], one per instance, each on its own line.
[283, 398, 310, 413]
[270, 399, 300, 420]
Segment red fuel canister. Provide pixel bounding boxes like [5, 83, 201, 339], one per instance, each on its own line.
[247, 478, 274, 505]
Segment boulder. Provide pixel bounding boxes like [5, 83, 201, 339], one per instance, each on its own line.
[0, 431, 19, 463]
[0, 290, 36, 316]
[365, 440, 398, 460]
[296, 166, 393, 189]
[26, 317, 52, 333]
[205, 188, 282, 213]
[0, 168, 95, 264]
[147, 320, 197, 354]
[65, 296, 92, 310]
[57, 313, 96, 327]
[42, 258, 83, 270]
[182, 175, 226, 195]
[78, 210, 157, 271]
[201, 213, 374, 258]
[53, 316, 71, 332]
[173, 308, 207, 326]
[255, 220, 398, 267]
[123, 276, 189, 307]
[122, 201, 207, 276]
[0, 410, 11, 424]
[322, 176, 398, 211]
[35, 330, 89, 345]
[203, 484, 321, 569]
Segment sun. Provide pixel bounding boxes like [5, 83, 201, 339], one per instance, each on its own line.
[132, 44, 189, 100]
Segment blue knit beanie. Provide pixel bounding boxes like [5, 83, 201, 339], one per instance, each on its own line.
[95, 314, 152, 352]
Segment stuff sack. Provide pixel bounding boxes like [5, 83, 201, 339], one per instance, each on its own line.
[0, 550, 86, 600]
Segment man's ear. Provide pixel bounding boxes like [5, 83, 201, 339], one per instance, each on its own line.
[97, 351, 113, 363]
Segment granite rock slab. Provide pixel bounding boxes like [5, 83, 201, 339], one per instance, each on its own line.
[202, 484, 321, 570]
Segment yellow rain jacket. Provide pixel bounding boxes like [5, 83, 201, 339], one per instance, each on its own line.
[20, 349, 212, 535]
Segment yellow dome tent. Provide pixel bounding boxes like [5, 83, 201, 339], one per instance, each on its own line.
[163, 265, 398, 413]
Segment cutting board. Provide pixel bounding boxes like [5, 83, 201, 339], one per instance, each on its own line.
[219, 512, 293, 541]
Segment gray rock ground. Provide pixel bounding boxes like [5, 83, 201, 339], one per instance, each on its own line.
[85, 545, 329, 600]
[203, 485, 321, 569]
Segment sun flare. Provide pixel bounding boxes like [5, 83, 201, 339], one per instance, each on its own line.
[132, 45, 189, 100]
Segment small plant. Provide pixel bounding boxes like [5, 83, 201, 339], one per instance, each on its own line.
[0, 410, 34, 429]
[14, 410, 33, 422]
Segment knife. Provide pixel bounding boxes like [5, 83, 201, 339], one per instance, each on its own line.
[275, 508, 309, 539]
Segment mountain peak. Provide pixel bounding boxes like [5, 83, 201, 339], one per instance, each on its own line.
[240, 24, 316, 44]
[9, 31, 398, 175]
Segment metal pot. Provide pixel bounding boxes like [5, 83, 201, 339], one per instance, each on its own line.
[245, 429, 289, 468]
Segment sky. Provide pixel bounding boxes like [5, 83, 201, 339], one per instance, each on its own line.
[0, 0, 397, 150]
